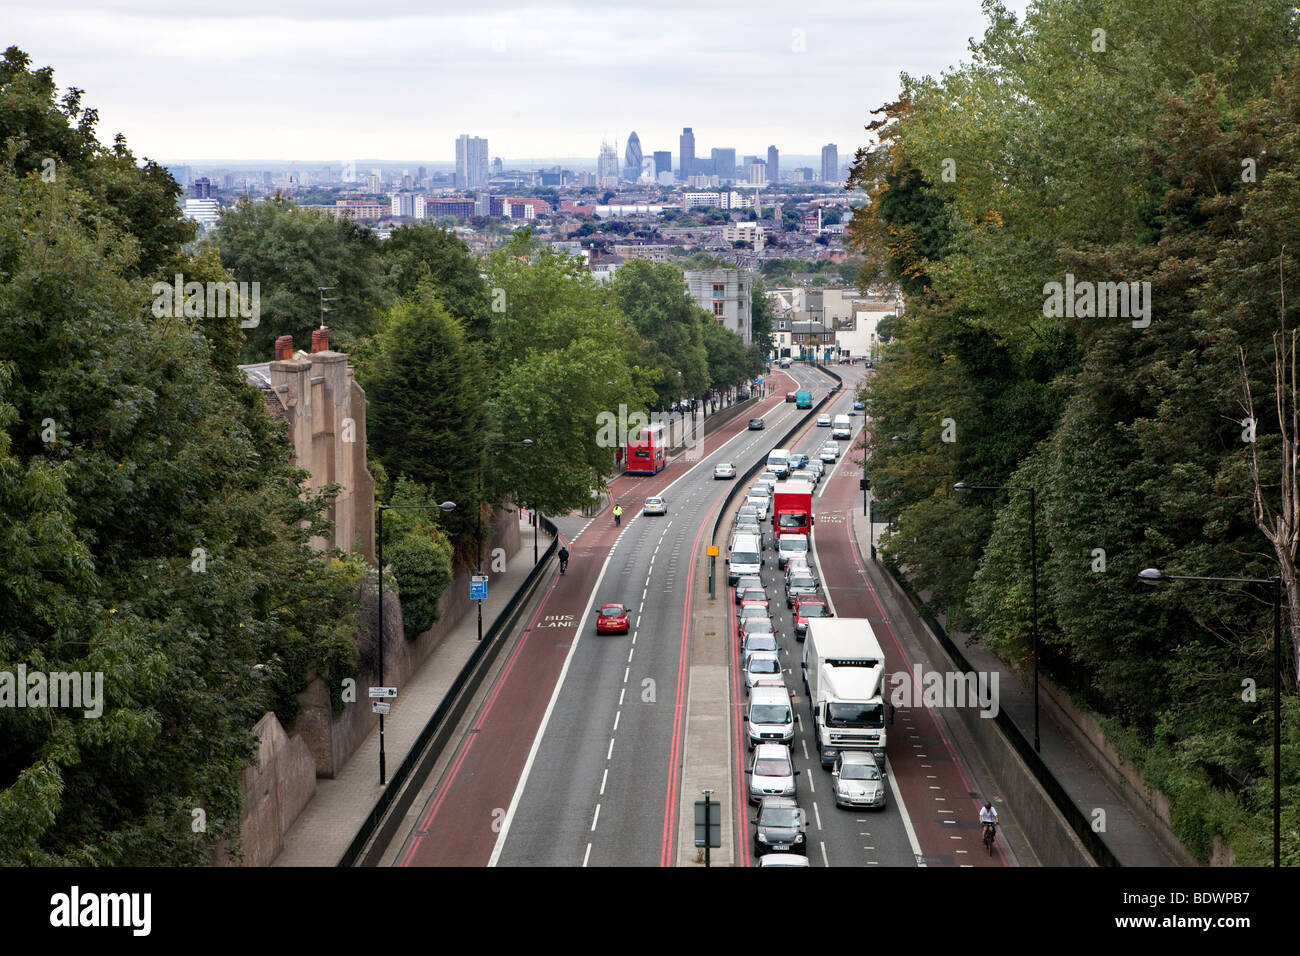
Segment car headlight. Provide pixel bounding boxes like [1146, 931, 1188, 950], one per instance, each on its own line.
[795, 832, 805, 842]
[757, 833, 770, 843]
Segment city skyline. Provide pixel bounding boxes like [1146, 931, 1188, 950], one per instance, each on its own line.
[12, 0, 1034, 162]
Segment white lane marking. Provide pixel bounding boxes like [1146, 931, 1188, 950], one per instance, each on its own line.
[607, 738, 615, 760]
[623, 666, 630, 683]
[600, 769, 608, 795]
[627, 646, 635, 663]
[801, 739, 809, 760]
[885, 759, 925, 867]
[807, 773, 815, 794]
[583, 842, 592, 866]
[619, 688, 626, 706]
[612, 710, 620, 731]
[591, 804, 601, 831]
[819, 841, 829, 866]
[812, 802, 823, 831]
[489, 510, 618, 867]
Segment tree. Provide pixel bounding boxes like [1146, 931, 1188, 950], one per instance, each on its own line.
[611, 259, 710, 406]
[380, 222, 489, 336]
[362, 283, 487, 546]
[207, 195, 385, 363]
[382, 478, 455, 640]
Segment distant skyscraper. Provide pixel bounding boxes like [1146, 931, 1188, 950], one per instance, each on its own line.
[653, 150, 671, 177]
[598, 140, 619, 186]
[821, 144, 839, 183]
[492, 156, 504, 175]
[624, 132, 643, 182]
[191, 177, 213, 199]
[767, 145, 779, 183]
[456, 134, 490, 188]
[749, 160, 766, 184]
[679, 127, 695, 180]
[712, 148, 736, 183]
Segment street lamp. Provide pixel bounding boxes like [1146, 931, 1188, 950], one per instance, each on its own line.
[375, 499, 457, 784]
[1139, 567, 1283, 868]
[478, 439, 535, 642]
[954, 481, 1040, 751]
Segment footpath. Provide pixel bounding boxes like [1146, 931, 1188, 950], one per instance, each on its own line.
[273, 513, 553, 867]
[852, 496, 1179, 866]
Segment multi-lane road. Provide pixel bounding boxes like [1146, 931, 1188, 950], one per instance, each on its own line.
[387, 362, 1010, 867]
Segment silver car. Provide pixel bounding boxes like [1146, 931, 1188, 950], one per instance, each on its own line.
[832, 752, 887, 809]
[816, 414, 832, 427]
[743, 651, 782, 693]
[746, 495, 770, 520]
[748, 743, 799, 804]
[777, 533, 809, 570]
[714, 462, 737, 479]
[753, 796, 807, 856]
[785, 569, 819, 607]
[742, 632, 779, 658]
[805, 459, 825, 480]
[643, 496, 667, 515]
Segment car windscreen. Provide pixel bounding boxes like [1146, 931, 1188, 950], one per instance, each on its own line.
[754, 758, 791, 776]
[777, 513, 808, 528]
[748, 658, 780, 674]
[741, 590, 766, 602]
[759, 807, 801, 828]
[600, 608, 625, 618]
[789, 574, 816, 588]
[750, 705, 792, 724]
[826, 702, 885, 727]
[743, 620, 774, 635]
[731, 551, 760, 564]
[799, 604, 828, 617]
[745, 635, 778, 651]
[839, 763, 881, 780]
[779, 537, 808, 551]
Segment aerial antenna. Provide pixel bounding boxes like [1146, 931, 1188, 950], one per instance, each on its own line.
[318, 286, 337, 328]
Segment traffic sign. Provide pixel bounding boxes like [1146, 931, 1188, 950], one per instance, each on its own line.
[470, 575, 488, 601]
[694, 799, 721, 848]
[707, 546, 719, 557]
[369, 686, 398, 699]
[371, 701, 391, 715]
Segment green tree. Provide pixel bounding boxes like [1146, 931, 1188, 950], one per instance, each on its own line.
[380, 222, 489, 336]
[611, 259, 710, 406]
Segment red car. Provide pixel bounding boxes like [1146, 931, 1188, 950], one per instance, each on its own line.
[786, 391, 797, 403]
[738, 587, 769, 610]
[597, 603, 630, 634]
[793, 596, 831, 641]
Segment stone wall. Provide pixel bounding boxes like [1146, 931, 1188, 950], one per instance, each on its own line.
[216, 712, 316, 867]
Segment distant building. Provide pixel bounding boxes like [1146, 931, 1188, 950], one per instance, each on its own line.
[653, 150, 671, 177]
[792, 167, 814, 182]
[687, 174, 720, 189]
[597, 140, 619, 188]
[611, 243, 670, 262]
[331, 200, 388, 221]
[389, 192, 416, 217]
[624, 132, 643, 183]
[685, 269, 754, 343]
[456, 134, 490, 188]
[748, 161, 767, 184]
[428, 198, 477, 219]
[167, 165, 192, 187]
[723, 221, 766, 244]
[183, 198, 220, 229]
[191, 177, 214, 199]
[683, 191, 754, 211]
[595, 203, 669, 217]
[679, 127, 695, 180]
[821, 144, 839, 183]
[711, 147, 736, 183]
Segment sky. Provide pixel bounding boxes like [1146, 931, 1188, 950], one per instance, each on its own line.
[10, 0, 1034, 166]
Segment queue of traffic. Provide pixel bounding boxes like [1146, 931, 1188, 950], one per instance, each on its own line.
[723, 419, 891, 865]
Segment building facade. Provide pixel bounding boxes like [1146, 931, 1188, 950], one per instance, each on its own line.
[821, 144, 839, 183]
[679, 127, 695, 180]
[685, 268, 754, 344]
[456, 134, 490, 188]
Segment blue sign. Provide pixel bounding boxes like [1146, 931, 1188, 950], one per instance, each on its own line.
[470, 575, 488, 601]
[756, 376, 763, 386]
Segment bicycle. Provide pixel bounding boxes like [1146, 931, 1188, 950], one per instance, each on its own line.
[982, 822, 996, 855]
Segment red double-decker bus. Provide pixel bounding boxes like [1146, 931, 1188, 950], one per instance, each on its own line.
[625, 422, 667, 475]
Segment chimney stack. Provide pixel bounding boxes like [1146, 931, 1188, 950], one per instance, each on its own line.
[275, 335, 294, 361]
[311, 326, 330, 353]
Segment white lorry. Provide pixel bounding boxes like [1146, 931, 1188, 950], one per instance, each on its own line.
[801, 618, 888, 770]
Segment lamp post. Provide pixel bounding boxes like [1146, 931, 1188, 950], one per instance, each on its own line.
[478, 439, 535, 641]
[376, 500, 457, 785]
[954, 481, 1040, 751]
[1139, 567, 1282, 868]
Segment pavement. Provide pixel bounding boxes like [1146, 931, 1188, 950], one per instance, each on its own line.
[851, 494, 1179, 867]
[272, 513, 553, 867]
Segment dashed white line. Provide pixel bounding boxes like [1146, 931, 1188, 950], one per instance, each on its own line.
[612, 710, 621, 731]
[591, 805, 601, 831]
[607, 738, 615, 760]
[583, 843, 592, 867]
[819, 842, 829, 866]
[618, 688, 626, 706]
[600, 769, 608, 795]
[812, 802, 823, 831]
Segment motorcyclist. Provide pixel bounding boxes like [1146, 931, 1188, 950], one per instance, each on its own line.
[612, 503, 623, 526]
[558, 545, 569, 574]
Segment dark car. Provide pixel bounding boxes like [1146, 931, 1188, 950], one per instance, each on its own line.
[748, 417, 765, 430]
[784, 570, 820, 607]
[753, 796, 807, 855]
[785, 391, 797, 403]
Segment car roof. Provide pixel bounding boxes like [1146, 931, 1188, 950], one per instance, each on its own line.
[754, 743, 791, 759]
[600, 603, 626, 611]
[750, 684, 791, 703]
[758, 795, 799, 810]
[795, 596, 827, 607]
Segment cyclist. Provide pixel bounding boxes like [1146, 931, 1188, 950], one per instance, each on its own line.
[613, 503, 623, 526]
[558, 546, 569, 574]
[979, 801, 999, 849]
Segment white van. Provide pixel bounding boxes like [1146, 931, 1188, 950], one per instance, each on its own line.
[746, 684, 795, 749]
[728, 532, 764, 585]
[831, 414, 852, 440]
[766, 448, 791, 478]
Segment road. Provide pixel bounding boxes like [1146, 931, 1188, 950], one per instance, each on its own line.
[388, 361, 1010, 866]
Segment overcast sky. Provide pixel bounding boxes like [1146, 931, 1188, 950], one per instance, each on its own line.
[13, 0, 1033, 165]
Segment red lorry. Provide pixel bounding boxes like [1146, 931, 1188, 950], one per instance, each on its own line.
[772, 479, 815, 541]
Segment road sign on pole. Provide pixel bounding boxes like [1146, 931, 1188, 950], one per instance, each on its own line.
[695, 792, 721, 865]
[371, 701, 391, 715]
[368, 686, 398, 699]
[470, 574, 488, 601]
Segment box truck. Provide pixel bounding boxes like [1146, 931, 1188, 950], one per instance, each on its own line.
[801, 618, 888, 770]
[772, 479, 814, 540]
